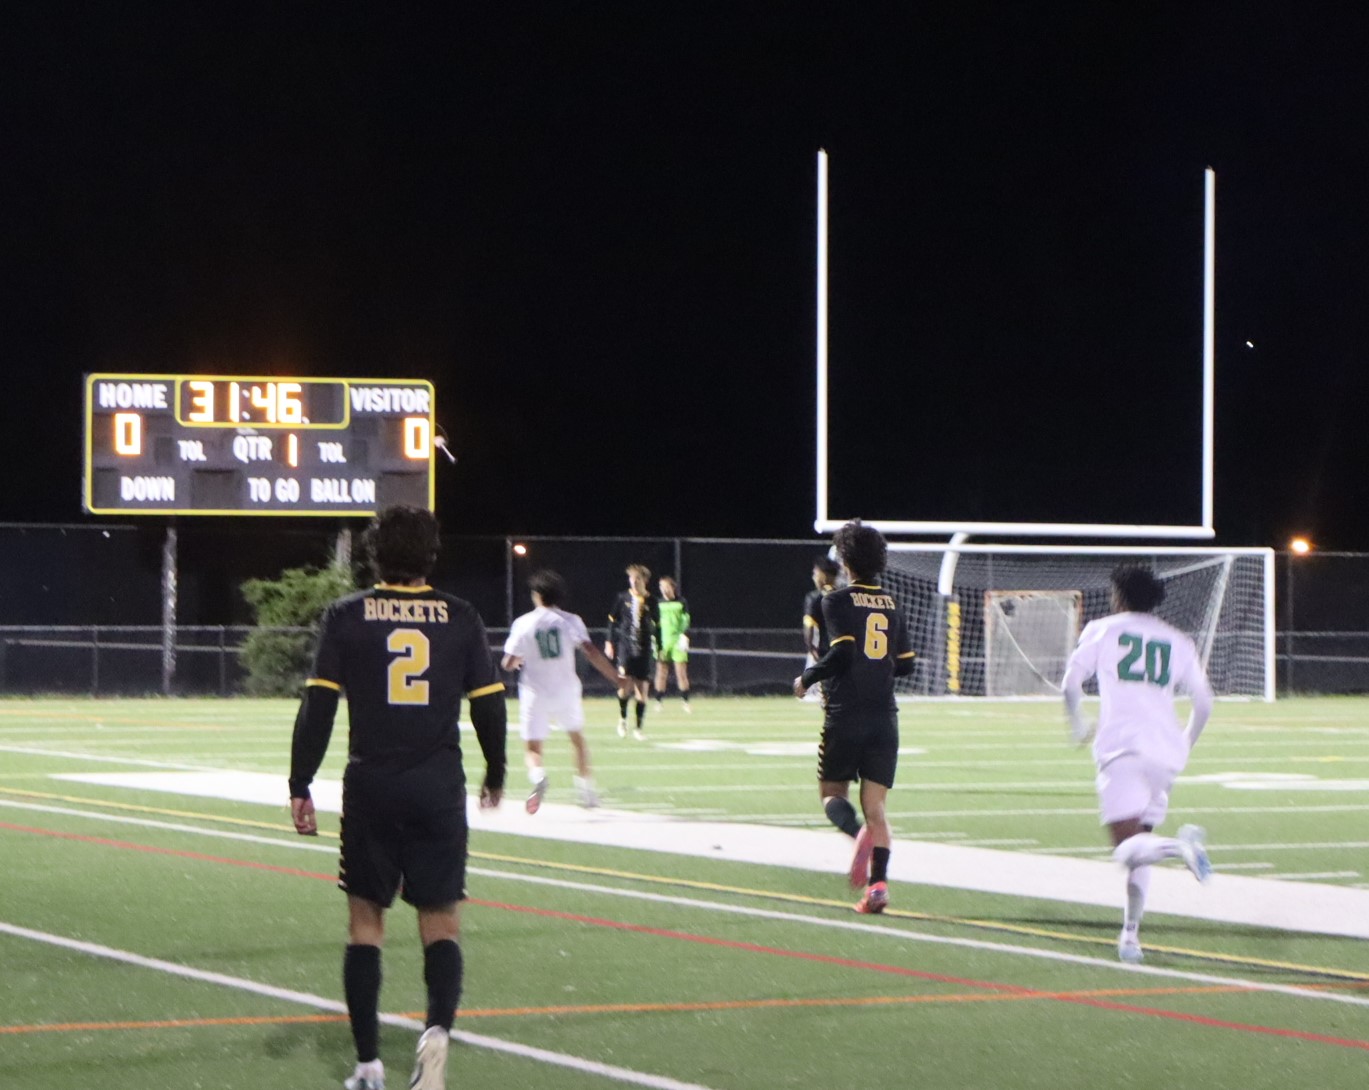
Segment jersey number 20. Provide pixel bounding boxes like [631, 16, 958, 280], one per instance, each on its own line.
[387, 629, 431, 705]
[1116, 633, 1171, 686]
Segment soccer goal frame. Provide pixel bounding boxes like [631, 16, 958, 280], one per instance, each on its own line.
[883, 541, 1276, 702]
[812, 151, 1218, 540]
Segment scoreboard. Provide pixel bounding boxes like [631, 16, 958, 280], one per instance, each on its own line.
[83, 374, 436, 516]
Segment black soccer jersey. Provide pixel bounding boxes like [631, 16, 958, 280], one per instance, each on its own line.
[803, 586, 833, 656]
[805, 582, 914, 715]
[307, 583, 502, 773]
[607, 590, 658, 659]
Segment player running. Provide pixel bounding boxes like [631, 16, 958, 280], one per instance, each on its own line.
[502, 570, 622, 812]
[1062, 564, 1215, 964]
[794, 520, 915, 914]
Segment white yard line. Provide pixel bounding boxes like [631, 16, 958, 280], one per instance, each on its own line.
[0, 922, 720, 1090]
[1263, 872, 1360, 882]
[36, 771, 1369, 940]
[5, 802, 1369, 1018]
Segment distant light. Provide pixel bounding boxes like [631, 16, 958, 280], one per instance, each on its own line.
[1289, 537, 1312, 555]
[1245, 340, 1255, 348]
[512, 543, 528, 557]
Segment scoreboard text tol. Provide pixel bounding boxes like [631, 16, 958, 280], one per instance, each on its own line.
[83, 375, 436, 516]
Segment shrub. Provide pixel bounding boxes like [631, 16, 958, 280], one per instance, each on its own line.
[239, 564, 354, 696]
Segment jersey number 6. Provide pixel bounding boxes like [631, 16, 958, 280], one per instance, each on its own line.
[864, 613, 889, 660]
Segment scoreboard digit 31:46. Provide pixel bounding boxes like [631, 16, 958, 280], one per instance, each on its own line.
[83, 374, 436, 516]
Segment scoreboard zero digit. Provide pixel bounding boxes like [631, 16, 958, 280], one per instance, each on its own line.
[83, 374, 437, 516]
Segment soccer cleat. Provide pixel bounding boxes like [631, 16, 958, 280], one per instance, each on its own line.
[408, 1026, 449, 1090]
[848, 824, 873, 889]
[681, 701, 692, 714]
[616, 717, 628, 738]
[344, 1060, 385, 1090]
[855, 881, 889, 914]
[525, 776, 547, 815]
[654, 699, 664, 712]
[633, 727, 646, 742]
[1176, 824, 1213, 883]
[1118, 932, 1144, 964]
[579, 785, 600, 809]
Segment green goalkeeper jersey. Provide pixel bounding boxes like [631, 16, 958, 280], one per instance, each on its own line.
[657, 597, 691, 651]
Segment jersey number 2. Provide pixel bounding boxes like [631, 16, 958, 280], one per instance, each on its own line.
[387, 629, 431, 705]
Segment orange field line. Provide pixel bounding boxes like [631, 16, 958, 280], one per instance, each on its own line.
[7, 981, 1365, 1036]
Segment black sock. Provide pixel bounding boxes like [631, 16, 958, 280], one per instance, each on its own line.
[823, 796, 860, 838]
[618, 695, 629, 718]
[871, 847, 891, 884]
[681, 690, 690, 704]
[343, 943, 382, 1063]
[423, 939, 463, 1031]
[634, 699, 646, 728]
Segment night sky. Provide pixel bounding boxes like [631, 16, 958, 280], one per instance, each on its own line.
[6, 5, 1369, 547]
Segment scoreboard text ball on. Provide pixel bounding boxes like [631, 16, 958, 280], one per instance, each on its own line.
[83, 375, 436, 516]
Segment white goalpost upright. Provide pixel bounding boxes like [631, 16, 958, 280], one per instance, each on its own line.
[811, 154, 1277, 700]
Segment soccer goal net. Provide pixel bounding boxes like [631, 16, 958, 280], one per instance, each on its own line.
[883, 544, 1274, 700]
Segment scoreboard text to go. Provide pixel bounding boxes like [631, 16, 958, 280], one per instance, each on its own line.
[83, 375, 437, 516]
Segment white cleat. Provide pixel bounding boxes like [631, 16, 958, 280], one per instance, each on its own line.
[616, 717, 628, 738]
[632, 727, 646, 742]
[344, 1060, 385, 1090]
[1176, 824, 1212, 883]
[408, 1026, 449, 1090]
[681, 701, 692, 714]
[579, 786, 600, 809]
[1118, 933, 1144, 964]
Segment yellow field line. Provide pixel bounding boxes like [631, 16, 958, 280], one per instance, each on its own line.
[4, 785, 1366, 984]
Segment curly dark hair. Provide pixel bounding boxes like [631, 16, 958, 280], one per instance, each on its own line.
[1111, 564, 1166, 613]
[813, 555, 840, 580]
[366, 505, 440, 582]
[529, 569, 567, 607]
[832, 520, 887, 583]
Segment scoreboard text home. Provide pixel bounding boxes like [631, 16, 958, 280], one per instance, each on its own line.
[83, 374, 436, 516]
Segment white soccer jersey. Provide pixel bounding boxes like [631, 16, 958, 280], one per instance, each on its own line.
[503, 606, 590, 701]
[1062, 610, 1213, 773]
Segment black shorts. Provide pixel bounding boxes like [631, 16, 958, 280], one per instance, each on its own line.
[817, 709, 899, 789]
[338, 759, 469, 909]
[617, 652, 653, 682]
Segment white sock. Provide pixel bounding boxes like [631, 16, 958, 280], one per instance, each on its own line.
[1124, 864, 1151, 934]
[1113, 833, 1181, 869]
[528, 766, 547, 786]
[574, 774, 594, 791]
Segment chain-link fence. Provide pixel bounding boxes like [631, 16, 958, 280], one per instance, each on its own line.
[2, 523, 1367, 695]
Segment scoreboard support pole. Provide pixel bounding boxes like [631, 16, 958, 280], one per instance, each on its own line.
[160, 523, 178, 696]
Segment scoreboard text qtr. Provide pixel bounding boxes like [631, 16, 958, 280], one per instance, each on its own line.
[83, 375, 437, 516]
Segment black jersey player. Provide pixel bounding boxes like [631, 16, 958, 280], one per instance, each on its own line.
[289, 505, 507, 1090]
[604, 563, 659, 739]
[794, 521, 915, 914]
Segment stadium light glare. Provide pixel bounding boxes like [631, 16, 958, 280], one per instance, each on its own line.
[1289, 537, 1313, 555]
[512, 543, 528, 557]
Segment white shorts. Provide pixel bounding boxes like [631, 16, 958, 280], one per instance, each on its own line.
[1095, 754, 1176, 827]
[517, 687, 585, 742]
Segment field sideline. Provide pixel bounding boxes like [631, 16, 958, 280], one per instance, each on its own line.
[2, 695, 1369, 1089]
